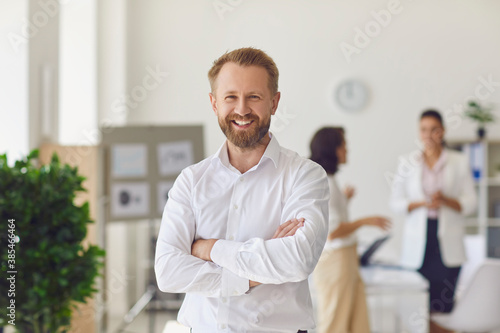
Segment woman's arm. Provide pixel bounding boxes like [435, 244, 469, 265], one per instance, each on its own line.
[328, 216, 391, 240]
[408, 201, 428, 213]
[431, 191, 462, 212]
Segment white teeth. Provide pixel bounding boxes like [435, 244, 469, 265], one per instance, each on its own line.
[235, 120, 251, 126]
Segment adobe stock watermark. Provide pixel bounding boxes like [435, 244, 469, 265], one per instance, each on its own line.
[7, 0, 74, 54]
[407, 277, 458, 331]
[270, 105, 297, 134]
[384, 138, 425, 187]
[339, 0, 404, 64]
[110, 65, 169, 116]
[245, 289, 286, 327]
[213, 0, 244, 21]
[6, 219, 18, 326]
[407, 305, 429, 332]
[442, 74, 499, 130]
[57, 64, 169, 169]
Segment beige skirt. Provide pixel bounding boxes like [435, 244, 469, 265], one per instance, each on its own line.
[313, 244, 370, 333]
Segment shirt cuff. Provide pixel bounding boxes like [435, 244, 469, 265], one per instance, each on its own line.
[211, 239, 242, 272]
[212, 239, 249, 297]
[221, 268, 249, 297]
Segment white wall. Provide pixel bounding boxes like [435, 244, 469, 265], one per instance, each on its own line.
[59, 0, 97, 145]
[0, 1, 28, 162]
[97, 0, 127, 128]
[27, 0, 61, 150]
[96, 0, 130, 319]
[123, 0, 500, 254]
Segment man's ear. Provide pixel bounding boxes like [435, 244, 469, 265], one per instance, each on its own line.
[271, 92, 281, 116]
[209, 93, 218, 116]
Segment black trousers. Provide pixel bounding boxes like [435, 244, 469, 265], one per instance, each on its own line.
[417, 218, 461, 313]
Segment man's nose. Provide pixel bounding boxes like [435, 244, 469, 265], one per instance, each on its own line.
[234, 98, 251, 116]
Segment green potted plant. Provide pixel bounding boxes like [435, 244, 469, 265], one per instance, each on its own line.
[495, 164, 500, 179]
[0, 150, 105, 333]
[464, 100, 496, 139]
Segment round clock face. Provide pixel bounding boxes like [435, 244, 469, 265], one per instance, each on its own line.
[335, 80, 369, 111]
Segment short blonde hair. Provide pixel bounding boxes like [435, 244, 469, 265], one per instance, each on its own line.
[208, 47, 279, 95]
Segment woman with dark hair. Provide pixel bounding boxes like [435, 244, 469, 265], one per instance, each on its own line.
[310, 127, 390, 333]
[390, 110, 477, 333]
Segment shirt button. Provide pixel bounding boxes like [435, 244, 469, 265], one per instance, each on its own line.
[232, 291, 239, 296]
[233, 204, 238, 210]
[220, 324, 227, 329]
[240, 177, 244, 182]
[221, 297, 227, 303]
[229, 235, 234, 241]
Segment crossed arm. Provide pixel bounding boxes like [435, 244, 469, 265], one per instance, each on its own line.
[154, 166, 329, 297]
[191, 218, 305, 288]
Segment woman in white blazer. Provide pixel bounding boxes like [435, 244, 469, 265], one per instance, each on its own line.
[390, 110, 477, 333]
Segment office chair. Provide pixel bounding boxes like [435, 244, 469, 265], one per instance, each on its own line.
[431, 259, 500, 333]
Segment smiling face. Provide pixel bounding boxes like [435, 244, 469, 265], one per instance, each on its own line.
[209, 62, 280, 149]
[419, 116, 444, 151]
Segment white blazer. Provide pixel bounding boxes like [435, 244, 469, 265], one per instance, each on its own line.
[390, 149, 477, 269]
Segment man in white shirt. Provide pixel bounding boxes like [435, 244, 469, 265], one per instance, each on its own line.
[154, 47, 329, 332]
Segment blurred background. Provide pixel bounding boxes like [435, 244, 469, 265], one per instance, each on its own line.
[1, 0, 500, 332]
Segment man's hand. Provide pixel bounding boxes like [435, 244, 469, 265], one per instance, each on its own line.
[271, 218, 305, 239]
[191, 238, 218, 262]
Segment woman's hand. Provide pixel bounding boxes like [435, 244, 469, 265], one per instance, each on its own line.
[362, 216, 391, 231]
[430, 191, 462, 212]
[344, 185, 356, 200]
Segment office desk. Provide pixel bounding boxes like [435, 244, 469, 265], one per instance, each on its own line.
[361, 266, 429, 333]
[162, 267, 429, 333]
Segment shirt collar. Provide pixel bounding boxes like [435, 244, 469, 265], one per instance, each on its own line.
[261, 133, 280, 168]
[211, 132, 280, 170]
[433, 149, 447, 171]
[422, 148, 448, 171]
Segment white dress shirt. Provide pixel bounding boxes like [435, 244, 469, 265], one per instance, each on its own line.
[323, 175, 356, 250]
[155, 134, 330, 332]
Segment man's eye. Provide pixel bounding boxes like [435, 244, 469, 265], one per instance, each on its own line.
[226, 96, 236, 100]
[249, 95, 260, 99]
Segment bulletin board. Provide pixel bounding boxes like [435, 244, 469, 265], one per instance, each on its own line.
[101, 125, 204, 221]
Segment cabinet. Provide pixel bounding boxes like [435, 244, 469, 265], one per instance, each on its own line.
[448, 140, 500, 259]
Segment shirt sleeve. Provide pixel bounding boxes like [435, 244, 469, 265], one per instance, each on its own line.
[154, 169, 249, 297]
[327, 178, 344, 232]
[210, 162, 329, 284]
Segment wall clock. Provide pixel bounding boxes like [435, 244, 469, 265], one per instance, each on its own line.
[335, 80, 369, 111]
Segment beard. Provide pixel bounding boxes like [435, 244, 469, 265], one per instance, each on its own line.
[218, 113, 271, 149]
